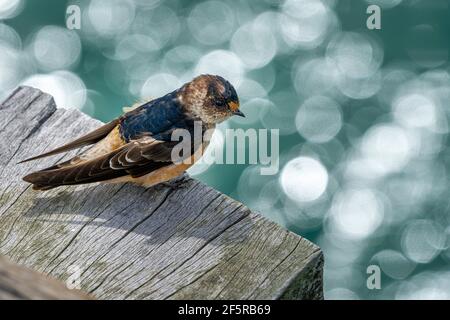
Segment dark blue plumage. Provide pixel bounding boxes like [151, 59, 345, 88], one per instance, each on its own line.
[119, 90, 188, 142]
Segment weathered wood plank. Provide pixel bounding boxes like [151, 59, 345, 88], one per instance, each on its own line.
[0, 86, 323, 300]
[0, 255, 90, 300]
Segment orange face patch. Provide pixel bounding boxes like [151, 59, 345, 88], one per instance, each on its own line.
[228, 101, 240, 112]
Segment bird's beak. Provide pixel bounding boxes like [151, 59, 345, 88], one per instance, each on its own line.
[233, 109, 245, 117]
[228, 101, 245, 117]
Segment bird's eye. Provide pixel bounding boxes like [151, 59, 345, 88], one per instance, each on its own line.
[215, 99, 226, 107]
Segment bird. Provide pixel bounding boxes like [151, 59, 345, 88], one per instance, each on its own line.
[21, 74, 244, 191]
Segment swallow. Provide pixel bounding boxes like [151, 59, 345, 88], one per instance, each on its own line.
[21, 74, 244, 191]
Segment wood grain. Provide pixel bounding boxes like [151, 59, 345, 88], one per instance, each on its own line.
[0, 86, 323, 300]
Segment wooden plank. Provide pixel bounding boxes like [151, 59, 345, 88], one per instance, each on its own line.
[0, 86, 323, 300]
[0, 255, 90, 300]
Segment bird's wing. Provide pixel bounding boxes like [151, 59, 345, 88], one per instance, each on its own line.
[22, 137, 184, 190]
[18, 119, 120, 163]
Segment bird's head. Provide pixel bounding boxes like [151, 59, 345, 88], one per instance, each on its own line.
[178, 74, 244, 124]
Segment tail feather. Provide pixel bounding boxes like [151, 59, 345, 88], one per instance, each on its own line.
[22, 147, 129, 190]
[18, 119, 120, 164]
[22, 165, 120, 190]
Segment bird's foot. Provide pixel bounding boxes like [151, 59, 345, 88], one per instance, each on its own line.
[159, 174, 190, 191]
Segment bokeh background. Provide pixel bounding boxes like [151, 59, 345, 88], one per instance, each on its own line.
[1, 0, 449, 299]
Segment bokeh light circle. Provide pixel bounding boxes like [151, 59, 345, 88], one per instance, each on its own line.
[195, 50, 244, 86]
[326, 32, 383, 79]
[401, 220, 446, 264]
[0, 44, 26, 95]
[279, 0, 333, 49]
[30, 26, 81, 71]
[0, 23, 21, 49]
[280, 156, 329, 203]
[188, 1, 235, 46]
[0, 0, 23, 19]
[140, 73, 181, 100]
[231, 14, 278, 69]
[372, 249, 416, 280]
[330, 188, 384, 240]
[360, 124, 414, 177]
[393, 93, 436, 129]
[88, 0, 136, 38]
[22, 71, 86, 109]
[296, 96, 343, 143]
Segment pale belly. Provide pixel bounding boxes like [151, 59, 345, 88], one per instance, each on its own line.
[108, 161, 193, 187]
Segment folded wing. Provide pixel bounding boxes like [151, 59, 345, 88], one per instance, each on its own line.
[23, 137, 179, 190]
